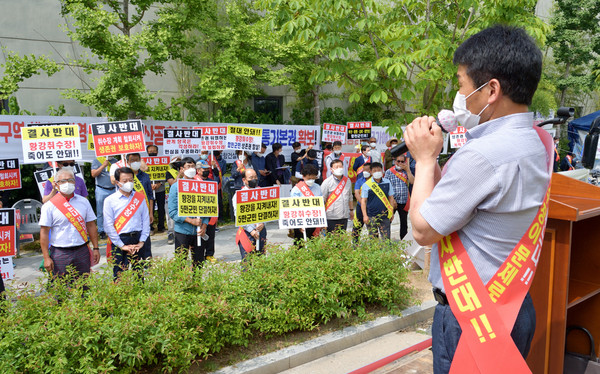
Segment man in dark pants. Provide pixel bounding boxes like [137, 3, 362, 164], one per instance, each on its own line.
[405, 26, 549, 373]
[197, 161, 218, 263]
[265, 142, 286, 186]
[384, 154, 414, 240]
[321, 159, 352, 234]
[351, 162, 371, 243]
[147, 144, 166, 233]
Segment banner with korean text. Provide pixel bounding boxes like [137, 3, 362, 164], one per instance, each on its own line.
[234, 186, 280, 226]
[278, 197, 326, 229]
[450, 126, 467, 148]
[0, 256, 14, 281]
[347, 121, 372, 140]
[200, 126, 227, 151]
[163, 128, 202, 156]
[322, 123, 347, 143]
[226, 126, 263, 153]
[177, 179, 218, 217]
[21, 125, 82, 164]
[91, 120, 145, 157]
[33, 164, 83, 198]
[142, 156, 170, 181]
[0, 158, 21, 191]
[0, 209, 17, 261]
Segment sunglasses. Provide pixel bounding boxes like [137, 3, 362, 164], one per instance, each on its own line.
[61, 162, 75, 167]
[396, 160, 405, 163]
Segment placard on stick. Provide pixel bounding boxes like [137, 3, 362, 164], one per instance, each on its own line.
[0, 158, 21, 191]
[90, 120, 146, 157]
[226, 126, 263, 153]
[21, 125, 82, 164]
[163, 128, 202, 156]
[0, 209, 17, 258]
[177, 179, 218, 217]
[199, 126, 227, 151]
[142, 156, 170, 181]
[278, 197, 326, 229]
[450, 126, 467, 148]
[322, 123, 347, 144]
[347, 121, 372, 140]
[234, 186, 280, 226]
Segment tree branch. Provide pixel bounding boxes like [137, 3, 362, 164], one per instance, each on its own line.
[360, 0, 379, 60]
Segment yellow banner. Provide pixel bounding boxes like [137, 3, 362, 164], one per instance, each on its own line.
[235, 186, 280, 226]
[177, 179, 219, 217]
[227, 126, 262, 137]
[22, 125, 79, 140]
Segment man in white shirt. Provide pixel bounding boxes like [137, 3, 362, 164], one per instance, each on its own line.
[321, 159, 353, 233]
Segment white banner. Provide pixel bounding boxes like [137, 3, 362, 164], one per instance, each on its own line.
[322, 123, 347, 144]
[163, 128, 203, 156]
[0, 256, 14, 280]
[278, 196, 326, 229]
[21, 125, 82, 164]
[450, 126, 467, 148]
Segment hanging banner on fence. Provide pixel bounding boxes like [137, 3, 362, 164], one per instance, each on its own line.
[91, 120, 145, 157]
[322, 123, 347, 144]
[278, 197, 326, 229]
[226, 126, 263, 152]
[347, 121, 372, 140]
[33, 164, 83, 198]
[0, 256, 14, 281]
[177, 179, 218, 217]
[234, 186, 280, 226]
[450, 126, 467, 148]
[21, 125, 82, 164]
[0, 208, 17, 257]
[163, 128, 202, 156]
[0, 158, 21, 191]
[141, 156, 170, 181]
[199, 126, 227, 151]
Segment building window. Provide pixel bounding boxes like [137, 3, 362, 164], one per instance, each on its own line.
[254, 97, 282, 119]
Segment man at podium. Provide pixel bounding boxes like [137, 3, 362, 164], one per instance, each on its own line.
[405, 25, 553, 373]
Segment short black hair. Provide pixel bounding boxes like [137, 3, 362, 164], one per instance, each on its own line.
[180, 157, 196, 169]
[363, 162, 371, 169]
[333, 141, 342, 147]
[361, 145, 369, 152]
[330, 159, 343, 168]
[307, 149, 318, 159]
[453, 25, 542, 106]
[115, 167, 134, 182]
[146, 144, 158, 152]
[272, 143, 282, 152]
[370, 162, 383, 170]
[301, 163, 319, 177]
[261, 143, 268, 149]
[126, 153, 141, 162]
[292, 142, 301, 149]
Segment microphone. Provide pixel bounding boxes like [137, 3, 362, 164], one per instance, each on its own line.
[390, 110, 458, 158]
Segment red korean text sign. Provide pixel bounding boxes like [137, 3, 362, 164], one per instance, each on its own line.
[0, 158, 21, 191]
[177, 179, 219, 217]
[142, 156, 171, 181]
[347, 121, 372, 140]
[278, 196, 326, 229]
[0, 209, 17, 257]
[91, 120, 146, 157]
[163, 128, 203, 156]
[21, 125, 82, 163]
[235, 186, 280, 226]
[199, 126, 227, 151]
[450, 126, 468, 148]
[322, 123, 347, 144]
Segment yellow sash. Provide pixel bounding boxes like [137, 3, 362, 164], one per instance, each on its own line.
[365, 178, 393, 219]
[134, 175, 150, 211]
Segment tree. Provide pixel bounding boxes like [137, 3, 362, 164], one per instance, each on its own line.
[257, 0, 549, 135]
[0, 50, 62, 101]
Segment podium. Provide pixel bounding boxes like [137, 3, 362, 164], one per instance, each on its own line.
[527, 173, 600, 373]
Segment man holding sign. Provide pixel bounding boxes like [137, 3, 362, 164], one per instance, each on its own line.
[360, 162, 396, 239]
[235, 169, 267, 260]
[39, 168, 100, 278]
[321, 159, 353, 234]
[290, 164, 323, 243]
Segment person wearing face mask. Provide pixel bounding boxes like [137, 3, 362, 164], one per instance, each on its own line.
[91, 156, 119, 240]
[39, 167, 100, 278]
[197, 161, 219, 263]
[321, 159, 353, 234]
[147, 145, 167, 236]
[360, 162, 396, 239]
[351, 162, 371, 243]
[234, 169, 267, 260]
[231, 150, 253, 189]
[367, 137, 381, 164]
[252, 144, 269, 187]
[103, 167, 150, 278]
[290, 142, 307, 185]
[384, 138, 399, 170]
[352, 145, 372, 176]
[265, 142, 287, 186]
[404, 26, 551, 373]
[295, 149, 320, 180]
[42, 160, 88, 203]
[290, 164, 323, 243]
[324, 141, 346, 178]
[168, 157, 210, 268]
[384, 155, 414, 240]
[164, 156, 181, 245]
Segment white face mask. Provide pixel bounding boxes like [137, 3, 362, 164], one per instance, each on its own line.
[129, 161, 141, 171]
[363, 171, 371, 179]
[452, 81, 489, 129]
[59, 182, 75, 195]
[333, 150, 342, 155]
[184, 168, 196, 179]
[372, 171, 383, 179]
[305, 179, 316, 187]
[200, 154, 208, 160]
[256, 153, 264, 157]
[238, 154, 246, 161]
[119, 181, 134, 193]
[370, 142, 377, 148]
[332, 168, 343, 176]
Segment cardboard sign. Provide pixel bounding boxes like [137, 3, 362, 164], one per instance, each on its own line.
[278, 196, 326, 229]
[21, 125, 82, 163]
[91, 120, 146, 157]
[234, 186, 280, 226]
[0, 256, 13, 281]
[33, 164, 83, 198]
[142, 156, 170, 181]
[200, 126, 227, 151]
[177, 179, 218, 217]
[322, 123, 347, 144]
[163, 128, 202, 156]
[0, 158, 21, 191]
[226, 126, 263, 152]
[0, 209, 17, 257]
[450, 126, 467, 148]
[347, 121, 372, 140]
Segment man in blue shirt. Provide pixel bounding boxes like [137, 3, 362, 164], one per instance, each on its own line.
[360, 162, 396, 239]
[91, 156, 118, 240]
[295, 149, 320, 180]
[351, 162, 371, 243]
[384, 154, 414, 240]
[252, 144, 269, 187]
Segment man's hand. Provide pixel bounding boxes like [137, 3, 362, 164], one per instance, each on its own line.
[251, 229, 259, 240]
[259, 170, 268, 176]
[186, 217, 201, 226]
[363, 216, 369, 225]
[92, 249, 101, 265]
[44, 257, 54, 273]
[103, 159, 111, 167]
[199, 225, 207, 237]
[151, 183, 161, 191]
[256, 223, 264, 232]
[404, 116, 443, 164]
[211, 160, 217, 168]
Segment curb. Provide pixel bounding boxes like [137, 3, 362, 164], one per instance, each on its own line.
[211, 299, 436, 374]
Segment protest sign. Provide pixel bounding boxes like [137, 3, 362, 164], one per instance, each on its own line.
[234, 186, 280, 226]
[450, 126, 467, 148]
[278, 197, 326, 230]
[163, 128, 202, 156]
[226, 126, 263, 152]
[347, 121, 372, 140]
[33, 164, 83, 198]
[0, 256, 13, 281]
[91, 120, 145, 157]
[322, 123, 347, 144]
[142, 156, 170, 181]
[177, 179, 218, 217]
[21, 125, 82, 164]
[199, 126, 227, 151]
[0, 209, 17, 257]
[0, 158, 21, 191]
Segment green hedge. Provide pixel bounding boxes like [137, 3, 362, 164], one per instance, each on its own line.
[0, 233, 414, 373]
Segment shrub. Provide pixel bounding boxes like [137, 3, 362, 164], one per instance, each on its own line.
[0, 233, 414, 372]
